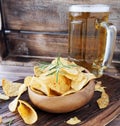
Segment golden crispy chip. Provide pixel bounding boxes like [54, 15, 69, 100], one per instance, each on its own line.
[71, 73, 85, 91]
[0, 93, 9, 100]
[9, 97, 19, 112]
[52, 57, 79, 80]
[51, 57, 69, 66]
[30, 86, 44, 95]
[61, 67, 79, 80]
[9, 84, 27, 112]
[34, 66, 42, 77]
[97, 90, 109, 109]
[62, 89, 76, 96]
[95, 81, 106, 92]
[2, 79, 22, 97]
[18, 100, 38, 124]
[30, 76, 50, 96]
[0, 116, 2, 124]
[95, 81, 109, 109]
[49, 89, 61, 96]
[24, 76, 33, 86]
[48, 74, 71, 95]
[71, 72, 96, 91]
[66, 116, 81, 125]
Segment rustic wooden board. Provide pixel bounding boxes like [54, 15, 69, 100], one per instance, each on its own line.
[1, 0, 120, 32]
[0, 32, 7, 60]
[3, 32, 120, 62]
[0, 75, 120, 126]
[5, 32, 68, 58]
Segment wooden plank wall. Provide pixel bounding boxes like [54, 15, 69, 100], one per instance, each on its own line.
[0, 0, 120, 64]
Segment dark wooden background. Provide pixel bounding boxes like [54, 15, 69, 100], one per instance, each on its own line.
[0, 0, 120, 65]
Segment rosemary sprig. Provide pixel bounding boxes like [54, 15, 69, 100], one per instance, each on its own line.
[38, 62, 50, 70]
[38, 57, 77, 83]
[5, 119, 14, 126]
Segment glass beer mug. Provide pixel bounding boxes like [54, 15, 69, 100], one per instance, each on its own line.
[68, 4, 117, 77]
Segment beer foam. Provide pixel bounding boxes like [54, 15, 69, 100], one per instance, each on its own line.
[69, 4, 109, 12]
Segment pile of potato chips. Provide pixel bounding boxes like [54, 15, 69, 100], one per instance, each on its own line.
[25, 57, 96, 96]
[0, 79, 38, 124]
[0, 57, 110, 125]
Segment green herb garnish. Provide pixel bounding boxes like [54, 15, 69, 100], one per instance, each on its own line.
[38, 62, 50, 70]
[38, 57, 77, 82]
[5, 119, 14, 126]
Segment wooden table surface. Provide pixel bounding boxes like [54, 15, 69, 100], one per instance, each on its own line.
[0, 63, 120, 126]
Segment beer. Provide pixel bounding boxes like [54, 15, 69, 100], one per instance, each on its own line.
[68, 5, 116, 77]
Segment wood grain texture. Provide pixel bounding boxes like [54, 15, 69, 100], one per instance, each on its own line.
[4, 32, 120, 62]
[113, 36, 120, 62]
[0, 32, 8, 61]
[1, 0, 120, 32]
[0, 74, 120, 126]
[5, 32, 68, 58]
[0, 0, 120, 63]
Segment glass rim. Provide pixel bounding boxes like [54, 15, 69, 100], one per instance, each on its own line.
[69, 4, 110, 12]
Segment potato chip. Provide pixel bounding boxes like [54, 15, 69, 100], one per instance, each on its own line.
[18, 100, 38, 124]
[30, 86, 44, 95]
[2, 79, 22, 97]
[95, 81, 109, 109]
[51, 57, 69, 66]
[71, 72, 96, 91]
[61, 67, 79, 80]
[49, 89, 61, 96]
[62, 89, 76, 96]
[48, 74, 71, 95]
[24, 76, 33, 86]
[66, 116, 81, 125]
[95, 81, 106, 92]
[0, 93, 9, 100]
[34, 66, 42, 77]
[0, 116, 2, 124]
[97, 91, 109, 109]
[9, 96, 19, 112]
[30, 76, 50, 96]
[52, 57, 79, 80]
[9, 84, 27, 112]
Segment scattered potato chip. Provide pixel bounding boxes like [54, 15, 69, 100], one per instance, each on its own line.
[18, 100, 38, 124]
[18, 84, 27, 95]
[0, 116, 2, 124]
[66, 116, 81, 125]
[9, 84, 27, 112]
[0, 93, 9, 100]
[95, 81, 109, 109]
[97, 90, 109, 109]
[9, 96, 19, 112]
[95, 81, 106, 92]
[2, 79, 22, 97]
[61, 67, 79, 80]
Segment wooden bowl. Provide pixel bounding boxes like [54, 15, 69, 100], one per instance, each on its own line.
[28, 80, 95, 113]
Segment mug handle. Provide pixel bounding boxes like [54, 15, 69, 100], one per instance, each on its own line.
[100, 22, 117, 67]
